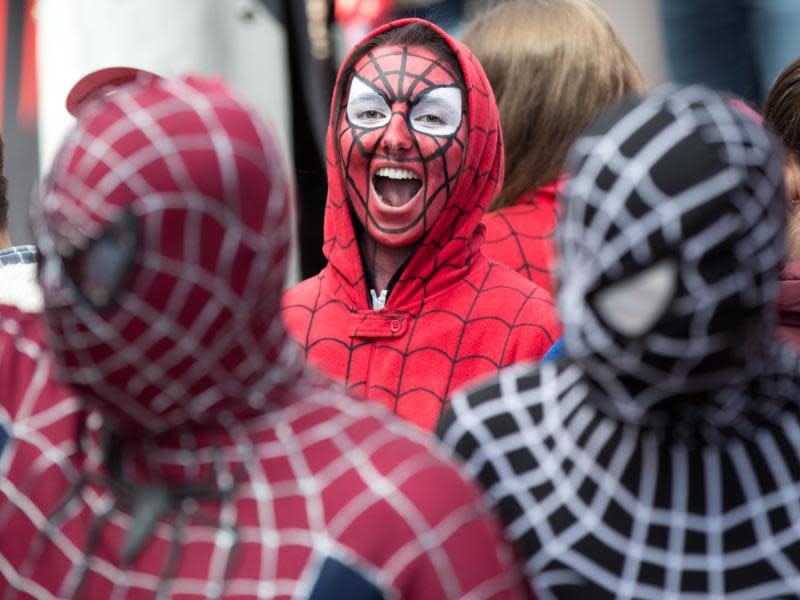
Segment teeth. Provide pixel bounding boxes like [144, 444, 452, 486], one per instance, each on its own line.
[376, 167, 420, 180]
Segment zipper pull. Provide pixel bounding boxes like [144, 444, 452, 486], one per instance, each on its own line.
[370, 289, 388, 311]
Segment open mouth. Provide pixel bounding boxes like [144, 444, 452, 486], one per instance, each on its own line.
[373, 167, 422, 208]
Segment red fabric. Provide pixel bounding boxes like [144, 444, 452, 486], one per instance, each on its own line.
[35, 76, 294, 437]
[65, 66, 161, 116]
[481, 179, 564, 296]
[16, 0, 36, 127]
[0, 308, 528, 598]
[0, 76, 529, 598]
[282, 19, 561, 431]
[335, 0, 393, 25]
[778, 260, 800, 347]
[729, 98, 762, 124]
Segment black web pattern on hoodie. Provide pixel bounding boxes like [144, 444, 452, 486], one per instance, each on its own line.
[437, 85, 800, 599]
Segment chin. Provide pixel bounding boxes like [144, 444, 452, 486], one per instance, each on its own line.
[370, 230, 424, 249]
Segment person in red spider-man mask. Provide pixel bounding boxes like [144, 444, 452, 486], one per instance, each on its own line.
[0, 75, 530, 598]
[282, 19, 562, 432]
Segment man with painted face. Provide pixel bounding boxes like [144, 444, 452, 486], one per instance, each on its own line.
[282, 19, 561, 432]
[438, 85, 800, 598]
[0, 76, 529, 598]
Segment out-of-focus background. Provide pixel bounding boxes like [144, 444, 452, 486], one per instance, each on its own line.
[1, 0, 797, 282]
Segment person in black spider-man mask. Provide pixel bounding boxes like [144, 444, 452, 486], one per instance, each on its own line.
[438, 84, 800, 599]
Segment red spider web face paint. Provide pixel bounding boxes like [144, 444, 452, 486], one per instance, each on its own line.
[338, 44, 467, 248]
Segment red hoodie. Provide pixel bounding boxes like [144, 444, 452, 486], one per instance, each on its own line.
[481, 179, 564, 296]
[282, 19, 561, 431]
[0, 76, 528, 599]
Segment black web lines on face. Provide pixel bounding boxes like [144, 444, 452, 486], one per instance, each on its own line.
[367, 45, 460, 102]
[342, 120, 463, 236]
[340, 45, 466, 237]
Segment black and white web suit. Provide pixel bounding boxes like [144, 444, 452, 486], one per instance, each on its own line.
[438, 85, 800, 600]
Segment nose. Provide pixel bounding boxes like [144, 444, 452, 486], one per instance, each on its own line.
[379, 113, 412, 155]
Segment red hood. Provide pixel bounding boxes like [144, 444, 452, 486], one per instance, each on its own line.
[323, 18, 504, 309]
[511, 175, 568, 208]
[33, 76, 300, 437]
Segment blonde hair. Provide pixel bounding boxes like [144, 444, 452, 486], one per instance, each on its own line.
[463, 0, 645, 210]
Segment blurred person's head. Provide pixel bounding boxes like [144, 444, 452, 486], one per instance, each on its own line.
[463, 0, 645, 211]
[331, 21, 469, 251]
[33, 75, 295, 438]
[558, 85, 785, 422]
[66, 66, 161, 117]
[764, 57, 800, 261]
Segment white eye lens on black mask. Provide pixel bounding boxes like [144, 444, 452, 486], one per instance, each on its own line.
[594, 259, 677, 337]
[62, 211, 138, 311]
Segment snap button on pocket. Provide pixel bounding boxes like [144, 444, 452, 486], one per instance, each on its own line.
[389, 319, 402, 333]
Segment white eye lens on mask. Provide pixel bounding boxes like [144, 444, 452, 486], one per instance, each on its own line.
[594, 258, 677, 337]
[346, 77, 391, 129]
[409, 86, 462, 136]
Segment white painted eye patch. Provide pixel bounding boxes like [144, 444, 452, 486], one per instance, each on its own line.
[594, 259, 677, 337]
[346, 77, 463, 136]
[409, 86, 462, 136]
[347, 77, 391, 129]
